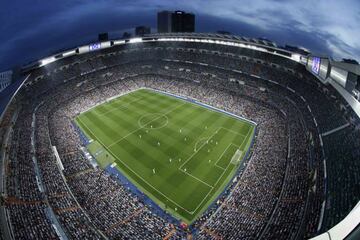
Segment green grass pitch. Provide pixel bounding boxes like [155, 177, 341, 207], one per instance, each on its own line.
[75, 88, 255, 223]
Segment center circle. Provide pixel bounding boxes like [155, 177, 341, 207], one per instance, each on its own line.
[138, 113, 169, 129]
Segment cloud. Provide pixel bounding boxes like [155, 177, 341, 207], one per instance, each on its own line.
[144, 0, 360, 60]
[0, 0, 359, 70]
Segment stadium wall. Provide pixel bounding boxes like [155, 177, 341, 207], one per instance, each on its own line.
[310, 202, 360, 240]
[304, 54, 360, 116]
[18, 33, 360, 119]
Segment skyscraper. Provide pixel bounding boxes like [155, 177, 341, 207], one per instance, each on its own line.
[157, 10, 195, 33]
[157, 11, 172, 33]
[171, 11, 195, 33]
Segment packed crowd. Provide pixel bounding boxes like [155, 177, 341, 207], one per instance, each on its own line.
[321, 126, 360, 230]
[1, 40, 358, 240]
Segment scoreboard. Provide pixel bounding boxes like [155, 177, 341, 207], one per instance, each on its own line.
[306, 56, 330, 83]
[311, 57, 321, 75]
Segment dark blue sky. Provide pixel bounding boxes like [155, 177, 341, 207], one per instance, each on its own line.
[1, 0, 359, 71]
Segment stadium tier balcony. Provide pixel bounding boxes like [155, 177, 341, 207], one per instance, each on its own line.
[0, 39, 359, 240]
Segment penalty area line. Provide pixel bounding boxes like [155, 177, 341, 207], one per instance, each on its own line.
[77, 115, 201, 215]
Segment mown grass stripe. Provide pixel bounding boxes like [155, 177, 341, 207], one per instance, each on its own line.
[76, 88, 255, 223]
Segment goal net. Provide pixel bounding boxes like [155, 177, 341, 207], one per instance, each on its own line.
[230, 149, 243, 164]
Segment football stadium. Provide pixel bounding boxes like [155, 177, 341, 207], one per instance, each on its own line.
[0, 4, 360, 240]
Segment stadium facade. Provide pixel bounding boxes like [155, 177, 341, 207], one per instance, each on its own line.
[0, 32, 359, 240]
[0, 70, 13, 93]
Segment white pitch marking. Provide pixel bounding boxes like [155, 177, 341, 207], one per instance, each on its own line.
[179, 127, 222, 170]
[108, 103, 185, 148]
[79, 91, 255, 217]
[77, 117, 205, 214]
[180, 169, 214, 189]
[96, 97, 143, 117]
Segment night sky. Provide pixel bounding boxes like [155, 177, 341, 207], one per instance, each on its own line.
[1, 0, 359, 71]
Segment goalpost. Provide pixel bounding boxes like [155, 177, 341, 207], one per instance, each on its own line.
[230, 149, 243, 165]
